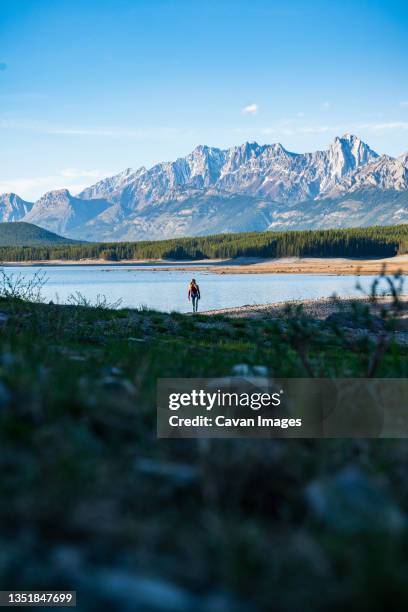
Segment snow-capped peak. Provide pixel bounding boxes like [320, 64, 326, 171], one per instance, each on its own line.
[2, 135, 407, 240]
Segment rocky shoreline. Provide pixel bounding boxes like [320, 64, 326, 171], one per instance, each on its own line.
[200, 294, 408, 320]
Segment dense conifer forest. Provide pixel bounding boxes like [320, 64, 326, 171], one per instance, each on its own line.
[0, 222, 75, 247]
[1, 225, 408, 262]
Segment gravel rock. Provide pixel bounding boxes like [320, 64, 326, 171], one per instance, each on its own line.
[325, 311, 385, 331]
[0, 382, 11, 408]
[306, 467, 405, 533]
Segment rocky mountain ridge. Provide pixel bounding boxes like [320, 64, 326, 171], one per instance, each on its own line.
[0, 193, 33, 222]
[2, 134, 408, 240]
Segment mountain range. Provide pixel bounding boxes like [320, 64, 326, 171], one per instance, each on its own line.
[2, 134, 408, 241]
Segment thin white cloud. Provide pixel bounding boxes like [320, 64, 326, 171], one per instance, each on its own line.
[358, 121, 408, 131]
[360, 112, 385, 118]
[45, 126, 179, 137]
[259, 128, 278, 135]
[0, 169, 109, 201]
[237, 120, 408, 137]
[298, 125, 340, 134]
[0, 119, 187, 139]
[400, 101, 408, 108]
[59, 168, 106, 179]
[233, 124, 340, 137]
[242, 103, 259, 115]
[261, 127, 295, 136]
[320, 101, 331, 110]
[296, 111, 305, 118]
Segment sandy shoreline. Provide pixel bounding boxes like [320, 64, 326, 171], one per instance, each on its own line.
[207, 255, 408, 276]
[3, 254, 408, 275]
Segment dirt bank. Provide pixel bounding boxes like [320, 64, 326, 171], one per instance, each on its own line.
[209, 255, 408, 276]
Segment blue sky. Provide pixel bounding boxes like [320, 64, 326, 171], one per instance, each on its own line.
[1, 0, 408, 200]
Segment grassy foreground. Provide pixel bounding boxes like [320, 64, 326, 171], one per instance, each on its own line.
[1, 294, 408, 610]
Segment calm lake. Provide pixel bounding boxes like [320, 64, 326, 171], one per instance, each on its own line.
[3, 265, 380, 312]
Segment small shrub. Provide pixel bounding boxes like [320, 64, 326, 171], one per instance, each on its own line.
[67, 291, 122, 310]
[0, 268, 47, 303]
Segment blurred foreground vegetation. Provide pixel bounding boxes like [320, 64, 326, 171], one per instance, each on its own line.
[1, 279, 408, 610]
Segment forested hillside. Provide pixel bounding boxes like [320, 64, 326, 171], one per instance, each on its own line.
[0, 222, 77, 247]
[0, 225, 407, 262]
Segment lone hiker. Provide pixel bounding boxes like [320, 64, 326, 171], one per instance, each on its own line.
[188, 278, 201, 313]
